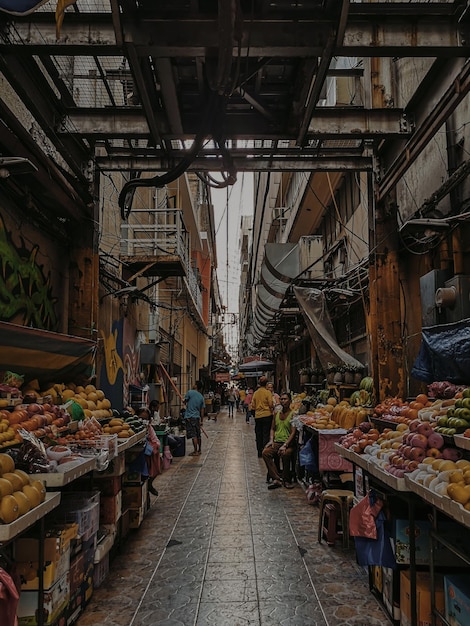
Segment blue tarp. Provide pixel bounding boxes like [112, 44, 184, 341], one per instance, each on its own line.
[412, 318, 470, 384]
[0, 0, 49, 15]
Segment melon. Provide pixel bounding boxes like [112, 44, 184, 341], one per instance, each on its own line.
[30, 480, 46, 503]
[14, 469, 31, 487]
[23, 484, 41, 508]
[0, 477, 13, 498]
[0, 494, 19, 523]
[12, 490, 31, 515]
[0, 453, 15, 474]
[2, 472, 23, 492]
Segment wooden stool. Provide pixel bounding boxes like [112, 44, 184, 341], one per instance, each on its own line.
[317, 489, 354, 548]
[321, 502, 342, 545]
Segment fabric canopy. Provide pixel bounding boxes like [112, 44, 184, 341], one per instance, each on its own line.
[411, 318, 470, 384]
[0, 321, 96, 385]
[293, 286, 364, 372]
[251, 243, 300, 346]
[238, 360, 275, 371]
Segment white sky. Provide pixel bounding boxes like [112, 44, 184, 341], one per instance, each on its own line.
[211, 173, 254, 313]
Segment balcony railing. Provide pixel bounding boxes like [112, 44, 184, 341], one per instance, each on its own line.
[120, 208, 202, 316]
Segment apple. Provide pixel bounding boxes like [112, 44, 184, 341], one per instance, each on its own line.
[409, 447, 426, 461]
[409, 419, 421, 432]
[417, 422, 433, 437]
[442, 447, 463, 461]
[410, 433, 428, 449]
[407, 460, 419, 471]
[427, 431, 445, 450]
[426, 448, 442, 459]
[402, 445, 413, 459]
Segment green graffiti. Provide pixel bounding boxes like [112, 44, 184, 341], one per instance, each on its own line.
[0, 214, 58, 330]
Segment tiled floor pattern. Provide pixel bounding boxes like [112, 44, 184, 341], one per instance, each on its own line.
[77, 409, 390, 626]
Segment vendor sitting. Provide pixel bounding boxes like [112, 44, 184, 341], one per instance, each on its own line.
[262, 392, 297, 490]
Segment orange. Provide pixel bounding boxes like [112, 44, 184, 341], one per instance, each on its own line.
[12, 490, 31, 516]
[23, 484, 41, 508]
[0, 494, 19, 523]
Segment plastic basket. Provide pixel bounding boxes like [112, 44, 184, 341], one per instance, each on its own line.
[60, 492, 100, 542]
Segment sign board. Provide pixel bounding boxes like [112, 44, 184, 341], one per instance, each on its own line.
[215, 373, 230, 382]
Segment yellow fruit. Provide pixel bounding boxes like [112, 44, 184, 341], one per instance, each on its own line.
[0, 453, 15, 474]
[23, 484, 41, 508]
[61, 389, 75, 400]
[439, 461, 458, 472]
[0, 494, 19, 523]
[117, 430, 130, 438]
[327, 397, 337, 406]
[0, 477, 13, 498]
[85, 384, 96, 394]
[102, 399, 111, 409]
[14, 469, 31, 487]
[109, 419, 123, 427]
[30, 480, 46, 503]
[447, 483, 470, 505]
[12, 490, 31, 515]
[75, 386, 85, 394]
[2, 472, 23, 492]
[96, 390, 105, 401]
[448, 471, 465, 484]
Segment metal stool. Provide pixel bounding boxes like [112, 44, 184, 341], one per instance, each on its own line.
[317, 489, 354, 548]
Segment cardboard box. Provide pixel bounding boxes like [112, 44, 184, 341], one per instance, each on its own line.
[122, 483, 147, 510]
[93, 553, 109, 588]
[444, 574, 470, 626]
[17, 572, 70, 626]
[93, 475, 122, 496]
[129, 506, 145, 529]
[400, 569, 444, 626]
[18, 546, 70, 591]
[393, 519, 465, 566]
[122, 469, 143, 485]
[371, 565, 382, 594]
[69, 552, 85, 596]
[100, 491, 122, 524]
[382, 567, 400, 621]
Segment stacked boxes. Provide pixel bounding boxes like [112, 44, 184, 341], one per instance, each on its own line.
[444, 575, 470, 626]
[400, 570, 445, 626]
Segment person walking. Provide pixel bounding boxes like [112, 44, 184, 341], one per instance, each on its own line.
[244, 388, 254, 423]
[262, 392, 297, 489]
[137, 407, 161, 496]
[227, 387, 236, 417]
[183, 380, 205, 456]
[250, 376, 274, 457]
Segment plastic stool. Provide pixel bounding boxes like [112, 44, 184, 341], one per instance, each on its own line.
[321, 502, 342, 545]
[317, 489, 354, 548]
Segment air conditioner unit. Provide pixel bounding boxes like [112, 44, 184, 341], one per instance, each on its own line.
[435, 275, 470, 323]
[298, 235, 324, 279]
[272, 207, 288, 222]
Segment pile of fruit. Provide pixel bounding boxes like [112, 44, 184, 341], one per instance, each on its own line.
[408, 457, 470, 509]
[0, 452, 46, 524]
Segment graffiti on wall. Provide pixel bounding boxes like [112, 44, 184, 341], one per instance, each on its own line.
[99, 319, 141, 410]
[0, 214, 58, 330]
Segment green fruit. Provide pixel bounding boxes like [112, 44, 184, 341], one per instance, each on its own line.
[438, 416, 448, 426]
[455, 399, 463, 409]
[446, 408, 455, 418]
[463, 388, 470, 399]
[462, 398, 470, 410]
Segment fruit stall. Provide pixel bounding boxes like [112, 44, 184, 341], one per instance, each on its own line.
[0, 369, 155, 626]
[331, 382, 470, 626]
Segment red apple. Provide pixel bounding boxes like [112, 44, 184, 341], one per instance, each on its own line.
[410, 433, 428, 449]
[417, 422, 433, 437]
[409, 447, 426, 461]
[427, 431, 445, 450]
[409, 419, 421, 432]
[442, 447, 463, 461]
[402, 445, 413, 459]
[407, 460, 419, 471]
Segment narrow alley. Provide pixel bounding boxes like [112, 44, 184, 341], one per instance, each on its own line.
[77, 407, 390, 626]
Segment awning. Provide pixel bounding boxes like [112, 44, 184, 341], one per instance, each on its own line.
[251, 243, 300, 347]
[0, 321, 96, 385]
[238, 359, 275, 371]
[293, 286, 364, 372]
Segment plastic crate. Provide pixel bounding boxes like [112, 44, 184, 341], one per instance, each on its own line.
[93, 553, 109, 588]
[61, 492, 100, 542]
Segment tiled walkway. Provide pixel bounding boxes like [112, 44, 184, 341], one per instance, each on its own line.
[77, 408, 390, 626]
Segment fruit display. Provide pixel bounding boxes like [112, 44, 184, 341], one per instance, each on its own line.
[0, 451, 46, 524]
[408, 457, 470, 509]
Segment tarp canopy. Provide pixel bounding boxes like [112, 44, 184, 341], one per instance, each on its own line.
[238, 360, 275, 371]
[411, 318, 470, 384]
[0, 321, 96, 386]
[293, 286, 364, 372]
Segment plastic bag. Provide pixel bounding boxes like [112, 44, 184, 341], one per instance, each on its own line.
[298, 438, 318, 473]
[354, 511, 396, 569]
[349, 491, 384, 539]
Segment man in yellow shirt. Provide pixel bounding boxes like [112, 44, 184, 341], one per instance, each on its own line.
[250, 376, 274, 457]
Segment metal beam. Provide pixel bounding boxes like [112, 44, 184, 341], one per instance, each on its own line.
[63, 107, 408, 139]
[3, 17, 468, 57]
[95, 155, 372, 172]
[378, 59, 470, 200]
